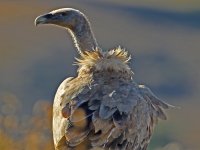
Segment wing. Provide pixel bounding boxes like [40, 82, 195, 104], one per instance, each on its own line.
[52, 77, 74, 150]
[60, 80, 173, 150]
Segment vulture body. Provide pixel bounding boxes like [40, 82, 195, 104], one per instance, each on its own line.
[35, 8, 173, 150]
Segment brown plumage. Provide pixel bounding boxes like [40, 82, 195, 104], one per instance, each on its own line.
[35, 8, 173, 150]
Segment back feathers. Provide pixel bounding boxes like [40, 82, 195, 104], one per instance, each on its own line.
[53, 48, 173, 150]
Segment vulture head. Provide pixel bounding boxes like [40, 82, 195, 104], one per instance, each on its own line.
[35, 8, 98, 53]
[35, 8, 85, 28]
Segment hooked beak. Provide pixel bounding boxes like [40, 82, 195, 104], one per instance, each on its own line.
[35, 13, 53, 26]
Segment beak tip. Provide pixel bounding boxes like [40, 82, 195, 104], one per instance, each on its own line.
[34, 17, 41, 27]
[34, 21, 38, 27]
[34, 14, 49, 27]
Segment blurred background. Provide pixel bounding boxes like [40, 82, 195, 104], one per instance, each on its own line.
[0, 0, 200, 150]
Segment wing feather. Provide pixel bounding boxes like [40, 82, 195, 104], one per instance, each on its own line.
[55, 78, 172, 150]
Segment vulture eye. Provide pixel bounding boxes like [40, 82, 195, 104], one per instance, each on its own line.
[59, 12, 67, 17]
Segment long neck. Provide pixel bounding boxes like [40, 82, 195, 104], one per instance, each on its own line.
[68, 17, 98, 53]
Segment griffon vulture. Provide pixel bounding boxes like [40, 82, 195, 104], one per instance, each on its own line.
[35, 8, 173, 150]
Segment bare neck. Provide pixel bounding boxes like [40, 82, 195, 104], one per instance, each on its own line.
[68, 18, 98, 53]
